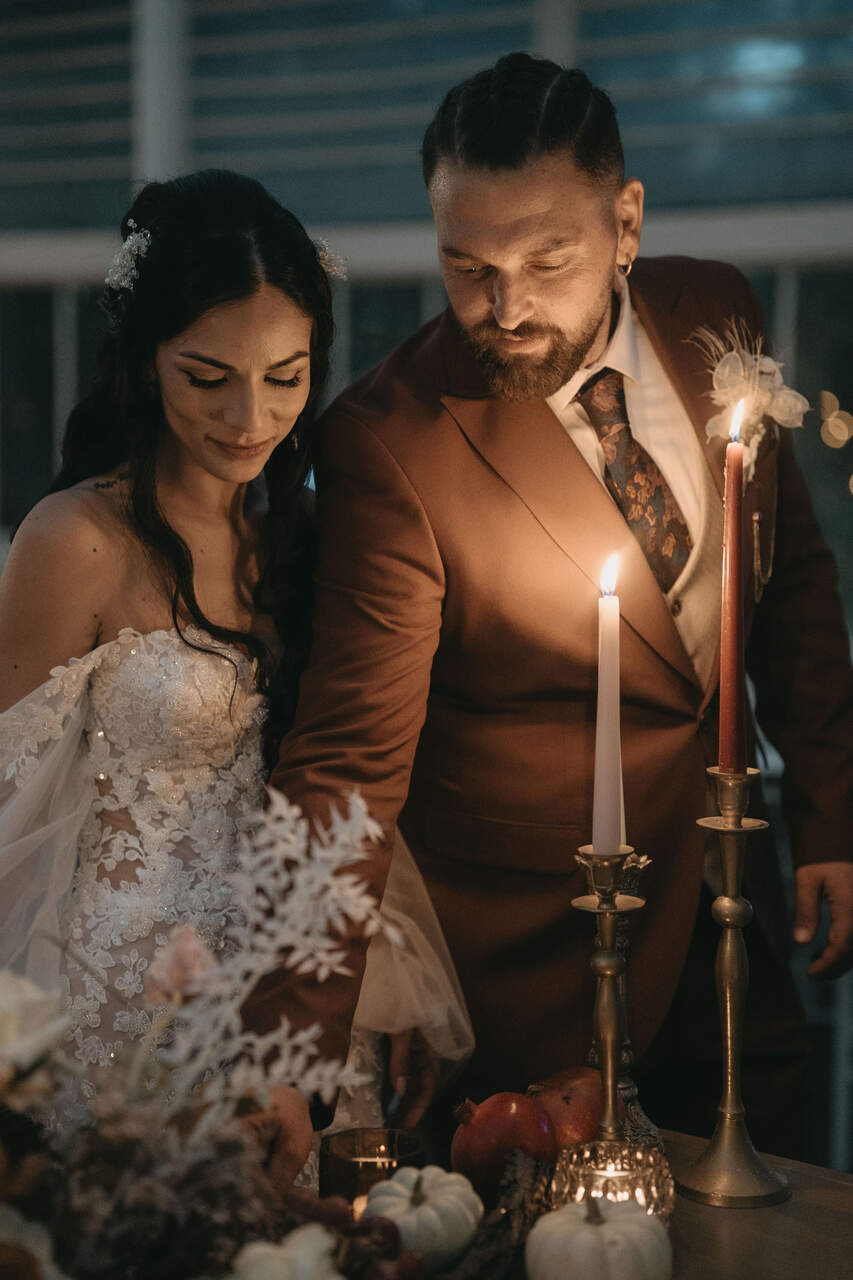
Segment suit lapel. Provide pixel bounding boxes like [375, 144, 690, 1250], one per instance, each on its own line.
[440, 377, 698, 689]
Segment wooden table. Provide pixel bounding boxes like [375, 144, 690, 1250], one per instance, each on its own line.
[663, 1131, 853, 1279]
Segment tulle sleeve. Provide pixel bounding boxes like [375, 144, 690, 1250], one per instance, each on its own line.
[0, 654, 101, 991]
[353, 830, 474, 1067]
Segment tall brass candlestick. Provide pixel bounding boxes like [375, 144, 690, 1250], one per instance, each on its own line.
[556, 847, 674, 1219]
[590, 885, 624, 1142]
[674, 767, 789, 1207]
[574, 847, 643, 1145]
[586, 858, 661, 1148]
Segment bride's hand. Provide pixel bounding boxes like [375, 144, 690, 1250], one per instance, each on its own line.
[241, 1085, 313, 1189]
[387, 1028, 440, 1129]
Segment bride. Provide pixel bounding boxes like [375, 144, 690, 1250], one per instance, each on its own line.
[0, 170, 471, 1175]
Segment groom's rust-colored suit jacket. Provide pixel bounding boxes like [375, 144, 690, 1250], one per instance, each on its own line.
[252, 256, 853, 1095]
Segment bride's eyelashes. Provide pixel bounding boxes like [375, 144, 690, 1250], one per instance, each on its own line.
[184, 371, 303, 390]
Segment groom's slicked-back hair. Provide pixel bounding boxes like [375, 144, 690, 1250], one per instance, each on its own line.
[422, 52, 623, 188]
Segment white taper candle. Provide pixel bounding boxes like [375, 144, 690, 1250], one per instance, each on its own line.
[592, 554, 624, 856]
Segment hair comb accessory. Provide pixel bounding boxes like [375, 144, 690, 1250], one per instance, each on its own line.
[104, 218, 152, 292]
[314, 237, 348, 280]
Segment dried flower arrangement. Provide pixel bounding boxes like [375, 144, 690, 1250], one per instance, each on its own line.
[0, 793, 425, 1279]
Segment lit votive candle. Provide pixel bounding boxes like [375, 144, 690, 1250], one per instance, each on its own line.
[318, 1127, 423, 1202]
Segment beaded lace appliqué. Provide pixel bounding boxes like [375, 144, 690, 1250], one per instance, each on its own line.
[1, 627, 266, 1074]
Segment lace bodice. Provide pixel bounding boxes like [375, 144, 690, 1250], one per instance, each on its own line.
[0, 627, 266, 1072]
[0, 626, 474, 1148]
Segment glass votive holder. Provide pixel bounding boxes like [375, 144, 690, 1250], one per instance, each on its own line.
[318, 1127, 423, 1202]
[551, 1138, 675, 1222]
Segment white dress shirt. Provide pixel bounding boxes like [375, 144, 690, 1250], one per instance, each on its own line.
[546, 274, 706, 545]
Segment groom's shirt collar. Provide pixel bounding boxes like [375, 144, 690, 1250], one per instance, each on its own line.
[547, 273, 640, 412]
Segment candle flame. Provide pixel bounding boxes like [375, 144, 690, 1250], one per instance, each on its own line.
[600, 554, 619, 596]
[729, 398, 745, 443]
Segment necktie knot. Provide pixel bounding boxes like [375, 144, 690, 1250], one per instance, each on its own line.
[575, 368, 629, 442]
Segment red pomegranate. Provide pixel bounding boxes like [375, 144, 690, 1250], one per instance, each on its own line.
[527, 1065, 622, 1149]
[450, 1091, 557, 1202]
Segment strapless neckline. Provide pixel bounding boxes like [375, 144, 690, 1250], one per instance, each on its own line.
[57, 622, 257, 674]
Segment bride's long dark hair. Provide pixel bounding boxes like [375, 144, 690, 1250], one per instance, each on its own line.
[50, 169, 334, 769]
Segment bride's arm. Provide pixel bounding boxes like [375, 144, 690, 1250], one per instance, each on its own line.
[0, 490, 116, 710]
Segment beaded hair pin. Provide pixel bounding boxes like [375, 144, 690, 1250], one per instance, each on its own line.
[104, 218, 152, 292]
[314, 237, 348, 280]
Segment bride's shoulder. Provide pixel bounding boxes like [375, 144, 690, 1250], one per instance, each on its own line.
[12, 475, 131, 567]
[0, 484, 135, 712]
[0, 478, 133, 651]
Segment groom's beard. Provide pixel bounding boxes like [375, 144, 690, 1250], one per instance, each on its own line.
[461, 306, 610, 402]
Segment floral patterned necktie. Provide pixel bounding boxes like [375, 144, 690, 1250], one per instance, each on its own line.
[575, 367, 693, 594]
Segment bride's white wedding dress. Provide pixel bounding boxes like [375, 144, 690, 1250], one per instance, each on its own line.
[0, 626, 265, 1068]
[0, 625, 472, 1118]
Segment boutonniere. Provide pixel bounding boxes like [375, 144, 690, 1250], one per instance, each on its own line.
[693, 322, 810, 483]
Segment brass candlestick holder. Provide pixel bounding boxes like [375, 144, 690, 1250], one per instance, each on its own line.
[675, 766, 790, 1207]
[554, 846, 674, 1220]
[587, 852, 662, 1148]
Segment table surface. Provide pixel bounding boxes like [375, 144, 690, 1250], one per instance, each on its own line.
[663, 1131, 853, 1279]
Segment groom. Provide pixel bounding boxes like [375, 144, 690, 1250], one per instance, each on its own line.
[252, 54, 853, 1152]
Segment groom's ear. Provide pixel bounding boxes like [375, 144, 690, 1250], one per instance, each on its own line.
[614, 178, 644, 266]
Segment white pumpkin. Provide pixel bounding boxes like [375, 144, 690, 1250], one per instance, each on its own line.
[525, 1196, 672, 1280]
[365, 1164, 484, 1272]
[232, 1223, 344, 1280]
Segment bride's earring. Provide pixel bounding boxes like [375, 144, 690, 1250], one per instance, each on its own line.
[618, 259, 633, 277]
[290, 428, 300, 452]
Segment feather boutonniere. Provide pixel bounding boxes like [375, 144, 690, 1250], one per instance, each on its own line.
[692, 321, 809, 483]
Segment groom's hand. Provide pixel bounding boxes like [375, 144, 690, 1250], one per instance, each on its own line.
[794, 861, 853, 978]
[386, 1028, 440, 1129]
[241, 1084, 314, 1189]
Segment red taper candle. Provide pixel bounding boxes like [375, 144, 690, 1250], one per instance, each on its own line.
[718, 399, 746, 773]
